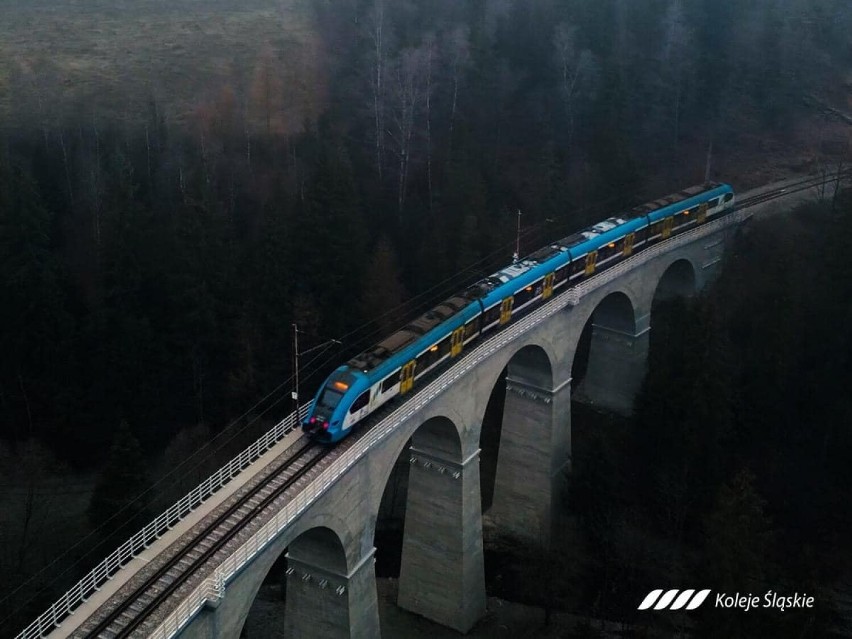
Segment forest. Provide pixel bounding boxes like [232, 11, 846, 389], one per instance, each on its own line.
[561, 194, 852, 637]
[1, 0, 851, 635]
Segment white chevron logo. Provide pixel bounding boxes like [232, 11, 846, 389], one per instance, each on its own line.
[638, 589, 712, 611]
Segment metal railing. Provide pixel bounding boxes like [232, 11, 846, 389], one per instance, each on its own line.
[148, 209, 750, 639]
[565, 208, 751, 305]
[17, 406, 309, 639]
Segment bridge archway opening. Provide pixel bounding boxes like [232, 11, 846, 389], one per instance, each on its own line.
[479, 366, 507, 512]
[653, 259, 697, 307]
[648, 259, 699, 383]
[482, 345, 553, 514]
[241, 525, 348, 636]
[571, 291, 636, 387]
[374, 416, 463, 580]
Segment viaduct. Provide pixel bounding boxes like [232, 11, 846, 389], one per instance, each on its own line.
[19, 176, 834, 639]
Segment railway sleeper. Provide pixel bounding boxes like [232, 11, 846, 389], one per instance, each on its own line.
[127, 599, 148, 614]
[194, 538, 215, 553]
[244, 497, 266, 513]
[257, 483, 278, 498]
[237, 502, 260, 518]
[163, 568, 183, 582]
[207, 530, 225, 544]
[177, 557, 196, 572]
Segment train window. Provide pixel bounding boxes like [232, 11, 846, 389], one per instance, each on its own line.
[706, 198, 719, 209]
[571, 259, 585, 276]
[514, 285, 534, 307]
[349, 391, 370, 413]
[484, 306, 501, 325]
[555, 267, 568, 283]
[599, 241, 619, 260]
[381, 373, 399, 393]
[415, 352, 429, 372]
[417, 337, 448, 371]
[319, 387, 344, 410]
[464, 318, 479, 340]
[724, 193, 734, 202]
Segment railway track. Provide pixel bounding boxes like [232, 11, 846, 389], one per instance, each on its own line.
[81, 440, 329, 638]
[736, 169, 851, 210]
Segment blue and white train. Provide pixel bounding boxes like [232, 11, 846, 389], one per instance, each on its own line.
[302, 182, 735, 442]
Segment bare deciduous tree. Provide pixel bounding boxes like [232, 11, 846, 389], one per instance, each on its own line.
[388, 46, 429, 215]
[424, 34, 436, 213]
[554, 23, 595, 156]
[444, 26, 470, 155]
[661, 0, 692, 158]
[368, 0, 387, 181]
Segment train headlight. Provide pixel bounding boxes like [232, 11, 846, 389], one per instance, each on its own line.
[310, 416, 316, 424]
[323, 421, 329, 431]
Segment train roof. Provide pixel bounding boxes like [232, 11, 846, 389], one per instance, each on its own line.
[345, 182, 733, 375]
[347, 291, 477, 372]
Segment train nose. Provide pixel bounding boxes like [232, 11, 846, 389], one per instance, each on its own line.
[303, 415, 330, 434]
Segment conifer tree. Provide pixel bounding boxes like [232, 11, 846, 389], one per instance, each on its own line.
[87, 421, 152, 536]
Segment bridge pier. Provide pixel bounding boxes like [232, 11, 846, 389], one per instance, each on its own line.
[283, 545, 379, 639]
[578, 313, 650, 415]
[397, 446, 486, 632]
[489, 376, 572, 545]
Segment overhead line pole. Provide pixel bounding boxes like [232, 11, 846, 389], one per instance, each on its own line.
[292, 323, 342, 424]
[293, 324, 299, 419]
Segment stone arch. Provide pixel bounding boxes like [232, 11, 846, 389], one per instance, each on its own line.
[590, 290, 637, 334]
[287, 525, 348, 575]
[467, 337, 562, 480]
[411, 415, 463, 462]
[654, 258, 697, 305]
[371, 414, 465, 583]
[280, 524, 366, 638]
[573, 290, 644, 414]
[375, 413, 484, 632]
[230, 519, 356, 639]
[486, 341, 570, 546]
[505, 343, 555, 389]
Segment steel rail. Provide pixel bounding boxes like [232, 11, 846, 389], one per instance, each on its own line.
[84, 441, 326, 638]
[736, 169, 851, 209]
[16, 406, 309, 639]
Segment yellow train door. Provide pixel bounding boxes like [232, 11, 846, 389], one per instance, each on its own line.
[499, 297, 514, 324]
[542, 273, 555, 300]
[697, 202, 708, 224]
[450, 327, 465, 357]
[623, 232, 635, 256]
[585, 250, 598, 276]
[400, 360, 416, 394]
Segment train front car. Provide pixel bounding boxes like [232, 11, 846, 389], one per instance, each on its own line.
[302, 366, 371, 443]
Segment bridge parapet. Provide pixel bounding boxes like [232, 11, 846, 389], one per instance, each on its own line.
[565, 208, 751, 306]
[20, 406, 308, 639]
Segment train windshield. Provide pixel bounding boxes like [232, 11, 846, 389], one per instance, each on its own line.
[318, 387, 344, 410]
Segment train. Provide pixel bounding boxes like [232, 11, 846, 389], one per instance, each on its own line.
[302, 182, 736, 443]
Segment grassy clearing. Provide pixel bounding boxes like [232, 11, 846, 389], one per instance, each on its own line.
[0, 0, 327, 132]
